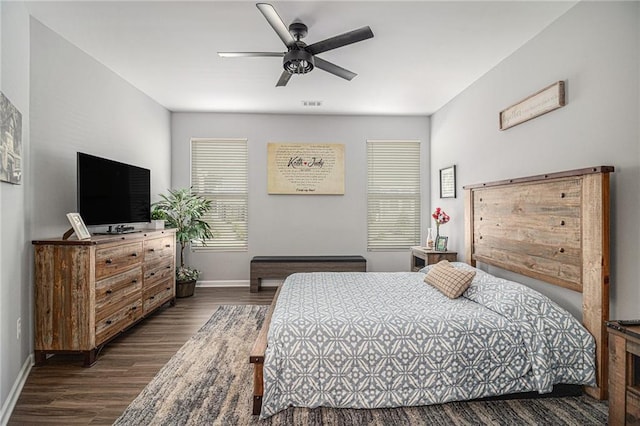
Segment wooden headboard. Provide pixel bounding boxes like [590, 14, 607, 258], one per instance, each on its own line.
[463, 166, 613, 400]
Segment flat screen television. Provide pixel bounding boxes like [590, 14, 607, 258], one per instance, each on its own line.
[77, 152, 151, 226]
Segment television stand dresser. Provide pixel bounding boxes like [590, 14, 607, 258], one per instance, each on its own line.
[32, 229, 176, 366]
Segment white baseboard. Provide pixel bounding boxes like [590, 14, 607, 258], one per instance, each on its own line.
[197, 279, 281, 288]
[0, 354, 33, 426]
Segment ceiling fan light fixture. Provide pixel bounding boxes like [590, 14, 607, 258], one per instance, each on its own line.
[283, 50, 314, 74]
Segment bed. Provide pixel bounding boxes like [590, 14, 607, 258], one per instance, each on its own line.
[250, 166, 613, 417]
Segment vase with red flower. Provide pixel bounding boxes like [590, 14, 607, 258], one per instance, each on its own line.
[432, 207, 450, 251]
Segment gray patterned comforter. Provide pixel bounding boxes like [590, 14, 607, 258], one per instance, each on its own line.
[261, 263, 596, 418]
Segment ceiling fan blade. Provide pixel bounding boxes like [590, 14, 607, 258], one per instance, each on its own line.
[276, 71, 292, 87]
[314, 57, 357, 81]
[218, 52, 284, 58]
[256, 3, 296, 48]
[306, 26, 374, 55]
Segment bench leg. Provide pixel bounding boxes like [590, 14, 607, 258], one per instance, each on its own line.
[250, 277, 261, 293]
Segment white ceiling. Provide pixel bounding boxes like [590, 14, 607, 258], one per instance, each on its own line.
[25, 1, 577, 115]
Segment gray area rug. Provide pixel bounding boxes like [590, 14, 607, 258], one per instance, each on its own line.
[114, 305, 608, 425]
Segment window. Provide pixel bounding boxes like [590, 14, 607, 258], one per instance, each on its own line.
[191, 138, 248, 251]
[367, 140, 421, 250]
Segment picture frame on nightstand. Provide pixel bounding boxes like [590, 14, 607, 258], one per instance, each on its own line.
[435, 236, 448, 251]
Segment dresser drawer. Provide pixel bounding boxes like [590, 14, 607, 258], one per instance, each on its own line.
[143, 279, 174, 314]
[95, 242, 143, 280]
[628, 389, 640, 425]
[144, 236, 174, 262]
[95, 299, 142, 345]
[144, 258, 174, 287]
[95, 267, 142, 318]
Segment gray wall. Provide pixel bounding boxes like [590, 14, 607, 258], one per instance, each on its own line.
[1, 16, 172, 420]
[30, 18, 172, 237]
[171, 113, 430, 281]
[0, 2, 31, 422]
[430, 1, 640, 318]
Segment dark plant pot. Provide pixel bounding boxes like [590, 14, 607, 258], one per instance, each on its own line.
[176, 279, 196, 298]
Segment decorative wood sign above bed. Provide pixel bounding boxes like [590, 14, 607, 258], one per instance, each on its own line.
[267, 143, 345, 195]
[463, 166, 613, 401]
[499, 81, 566, 130]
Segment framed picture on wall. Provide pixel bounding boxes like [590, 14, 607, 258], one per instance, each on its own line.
[0, 91, 23, 185]
[440, 165, 456, 198]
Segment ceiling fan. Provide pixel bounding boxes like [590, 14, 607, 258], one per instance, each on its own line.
[218, 3, 374, 87]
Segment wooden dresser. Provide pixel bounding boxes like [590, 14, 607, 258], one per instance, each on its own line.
[33, 229, 176, 366]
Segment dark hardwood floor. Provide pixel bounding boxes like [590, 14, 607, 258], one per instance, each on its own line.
[8, 287, 277, 425]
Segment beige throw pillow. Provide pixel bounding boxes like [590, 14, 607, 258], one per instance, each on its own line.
[424, 262, 476, 299]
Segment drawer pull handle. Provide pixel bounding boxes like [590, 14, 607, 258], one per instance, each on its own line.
[150, 272, 155, 276]
[149, 248, 156, 252]
[131, 253, 138, 257]
[106, 320, 112, 325]
[150, 296, 155, 300]
[106, 289, 113, 295]
[166, 265, 171, 269]
[165, 244, 171, 248]
[132, 306, 137, 311]
[132, 279, 138, 283]
[106, 259, 113, 264]
[166, 287, 171, 290]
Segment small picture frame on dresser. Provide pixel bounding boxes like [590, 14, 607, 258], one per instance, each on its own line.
[66, 213, 91, 240]
[435, 236, 448, 251]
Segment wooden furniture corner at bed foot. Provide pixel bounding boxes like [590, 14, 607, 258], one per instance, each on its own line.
[252, 391, 263, 415]
[250, 285, 281, 415]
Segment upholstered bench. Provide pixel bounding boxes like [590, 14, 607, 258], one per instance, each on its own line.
[249, 255, 366, 292]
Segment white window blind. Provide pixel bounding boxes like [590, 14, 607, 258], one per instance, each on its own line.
[367, 140, 421, 251]
[191, 138, 248, 251]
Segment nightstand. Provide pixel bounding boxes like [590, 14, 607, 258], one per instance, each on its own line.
[607, 321, 640, 425]
[410, 246, 457, 272]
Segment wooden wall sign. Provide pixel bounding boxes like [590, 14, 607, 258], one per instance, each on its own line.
[267, 143, 345, 195]
[499, 81, 566, 130]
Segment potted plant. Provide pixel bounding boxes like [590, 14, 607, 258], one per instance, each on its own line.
[150, 207, 166, 230]
[152, 188, 213, 298]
